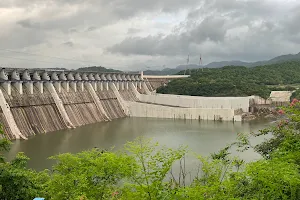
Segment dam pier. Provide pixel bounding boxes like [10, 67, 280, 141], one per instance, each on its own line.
[0, 68, 250, 140]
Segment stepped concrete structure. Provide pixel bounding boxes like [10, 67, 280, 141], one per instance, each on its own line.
[0, 68, 250, 140]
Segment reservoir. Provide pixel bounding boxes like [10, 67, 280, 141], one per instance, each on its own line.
[6, 118, 271, 171]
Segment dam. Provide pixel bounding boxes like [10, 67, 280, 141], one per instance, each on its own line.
[0, 68, 250, 140]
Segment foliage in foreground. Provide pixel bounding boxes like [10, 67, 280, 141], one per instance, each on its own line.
[1, 102, 300, 199]
[291, 89, 300, 101]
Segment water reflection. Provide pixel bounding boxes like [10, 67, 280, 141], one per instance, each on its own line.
[6, 118, 272, 171]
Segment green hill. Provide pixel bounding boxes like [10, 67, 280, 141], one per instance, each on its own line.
[76, 66, 122, 73]
[157, 61, 300, 99]
[144, 52, 300, 75]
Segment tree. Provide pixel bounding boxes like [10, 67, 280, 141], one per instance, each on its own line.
[157, 61, 300, 99]
[0, 125, 11, 163]
[46, 149, 136, 200]
[0, 126, 49, 200]
[122, 137, 187, 199]
[1, 101, 300, 199]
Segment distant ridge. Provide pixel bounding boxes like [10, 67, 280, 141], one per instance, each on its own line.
[69, 52, 300, 75]
[76, 66, 122, 73]
[143, 52, 300, 75]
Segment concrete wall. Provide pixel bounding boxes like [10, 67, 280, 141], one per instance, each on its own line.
[270, 91, 293, 102]
[249, 92, 292, 106]
[137, 93, 250, 112]
[0, 90, 25, 139]
[249, 95, 271, 105]
[128, 101, 239, 121]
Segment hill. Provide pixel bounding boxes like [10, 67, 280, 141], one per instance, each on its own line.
[76, 66, 122, 73]
[145, 52, 300, 75]
[205, 61, 249, 68]
[266, 52, 300, 64]
[157, 61, 300, 98]
[205, 52, 300, 68]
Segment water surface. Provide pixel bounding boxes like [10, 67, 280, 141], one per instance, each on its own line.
[6, 118, 272, 171]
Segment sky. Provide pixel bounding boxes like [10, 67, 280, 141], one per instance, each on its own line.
[0, 0, 299, 70]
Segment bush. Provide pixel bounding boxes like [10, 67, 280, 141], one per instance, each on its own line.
[1, 102, 300, 199]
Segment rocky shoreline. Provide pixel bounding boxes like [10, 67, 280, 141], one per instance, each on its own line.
[242, 106, 279, 121]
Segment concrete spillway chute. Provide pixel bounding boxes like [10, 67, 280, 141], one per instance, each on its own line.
[59, 72, 69, 91]
[70, 81, 77, 92]
[77, 82, 84, 91]
[34, 82, 44, 93]
[11, 71, 22, 94]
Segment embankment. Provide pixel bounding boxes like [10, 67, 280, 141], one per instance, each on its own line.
[136, 93, 250, 112]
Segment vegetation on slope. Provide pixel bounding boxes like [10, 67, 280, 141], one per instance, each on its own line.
[1, 101, 300, 199]
[76, 66, 122, 73]
[291, 89, 300, 100]
[142, 52, 300, 75]
[157, 61, 300, 99]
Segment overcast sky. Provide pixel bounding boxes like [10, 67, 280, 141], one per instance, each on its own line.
[0, 0, 299, 70]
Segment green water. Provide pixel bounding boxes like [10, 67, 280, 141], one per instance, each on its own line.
[6, 118, 272, 171]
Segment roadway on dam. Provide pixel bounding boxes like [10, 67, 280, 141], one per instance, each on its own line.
[6, 117, 272, 171]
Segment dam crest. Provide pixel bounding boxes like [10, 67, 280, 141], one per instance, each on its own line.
[0, 68, 249, 140]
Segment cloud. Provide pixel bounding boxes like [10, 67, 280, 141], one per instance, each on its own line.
[0, 0, 299, 70]
[86, 26, 98, 32]
[107, 0, 300, 63]
[127, 28, 141, 34]
[17, 19, 41, 29]
[62, 41, 74, 47]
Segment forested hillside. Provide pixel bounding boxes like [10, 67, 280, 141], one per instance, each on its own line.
[76, 66, 122, 72]
[142, 52, 300, 75]
[157, 61, 300, 99]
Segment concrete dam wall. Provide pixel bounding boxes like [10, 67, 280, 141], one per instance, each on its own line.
[0, 69, 250, 140]
[0, 69, 143, 140]
[137, 93, 250, 112]
[127, 101, 236, 121]
[124, 82, 245, 121]
[1, 84, 67, 139]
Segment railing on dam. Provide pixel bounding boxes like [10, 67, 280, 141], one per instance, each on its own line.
[0, 68, 141, 82]
[142, 75, 190, 79]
